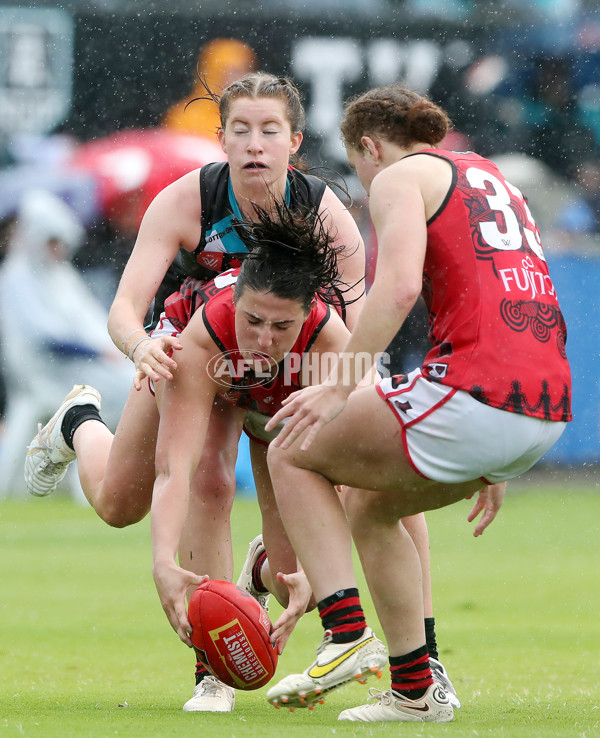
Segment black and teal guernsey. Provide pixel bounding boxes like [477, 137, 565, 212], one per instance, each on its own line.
[150, 162, 326, 326]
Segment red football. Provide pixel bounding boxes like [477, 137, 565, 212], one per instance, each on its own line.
[188, 580, 278, 690]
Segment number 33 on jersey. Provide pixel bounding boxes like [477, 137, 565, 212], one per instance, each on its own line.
[415, 149, 571, 423]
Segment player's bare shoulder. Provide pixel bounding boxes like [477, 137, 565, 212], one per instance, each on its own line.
[379, 153, 452, 219]
[143, 168, 203, 252]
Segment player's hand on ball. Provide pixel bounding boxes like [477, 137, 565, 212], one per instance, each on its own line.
[152, 560, 208, 646]
[188, 581, 278, 689]
[270, 570, 312, 654]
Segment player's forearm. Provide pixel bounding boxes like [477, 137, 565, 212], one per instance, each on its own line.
[151, 473, 190, 567]
[107, 295, 151, 357]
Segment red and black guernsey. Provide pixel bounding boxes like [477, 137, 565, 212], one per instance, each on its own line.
[162, 270, 229, 334]
[198, 270, 331, 414]
[410, 148, 571, 422]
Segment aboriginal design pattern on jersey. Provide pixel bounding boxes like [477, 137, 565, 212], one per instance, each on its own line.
[457, 165, 544, 263]
[163, 276, 221, 332]
[469, 380, 571, 420]
[163, 270, 238, 333]
[500, 299, 567, 358]
[456, 161, 568, 357]
[416, 149, 571, 423]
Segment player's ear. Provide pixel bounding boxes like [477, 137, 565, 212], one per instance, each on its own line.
[218, 127, 226, 152]
[361, 136, 379, 161]
[289, 131, 303, 157]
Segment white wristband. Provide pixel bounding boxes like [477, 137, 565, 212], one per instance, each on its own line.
[121, 328, 147, 354]
[127, 336, 151, 362]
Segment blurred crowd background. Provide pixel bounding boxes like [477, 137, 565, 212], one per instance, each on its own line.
[0, 0, 599, 495]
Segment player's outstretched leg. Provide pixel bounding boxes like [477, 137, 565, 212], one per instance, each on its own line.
[266, 626, 387, 710]
[25, 385, 101, 497]
[338, 682, 454, 722]
[236, 534, 270, 611]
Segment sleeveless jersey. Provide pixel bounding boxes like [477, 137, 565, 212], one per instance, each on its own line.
[151, 162, 327, 325]
[197, 270, 331, 415]
[411, 149, 571, 422]
[182, 161, 327, 279]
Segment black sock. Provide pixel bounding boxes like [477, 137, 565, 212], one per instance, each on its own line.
[317, 588, 366, 644]
[62, 404, 106, 450]
[193, 649, 211, 685]
[390, 644, 433, 701]
[425, 617, 439, 660]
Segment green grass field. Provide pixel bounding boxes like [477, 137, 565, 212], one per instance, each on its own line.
[1, 475, 599, 737]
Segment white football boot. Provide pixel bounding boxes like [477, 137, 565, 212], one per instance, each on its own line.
[430, 657, 461, 708]
[25, 384, 101, 497]
[338, 682, 454, 722]
[236, 534, 270, 611]
[266, 627, 387, 710]
[182, 676, 235, 712]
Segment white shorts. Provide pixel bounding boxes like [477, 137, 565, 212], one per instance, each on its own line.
[145, 315, 180, 396]
[377, 368, 566, 484]
[150, 314, 179, 340]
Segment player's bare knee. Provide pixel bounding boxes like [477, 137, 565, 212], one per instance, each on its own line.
[188, 464, 237, 513]
[345, 487, 401, 532]
[97, 497, 147, 528]
[266, 442, 290, 476]
[200, 454, 236, 489]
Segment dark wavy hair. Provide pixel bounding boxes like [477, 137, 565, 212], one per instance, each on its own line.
[233, 201, 361, 316]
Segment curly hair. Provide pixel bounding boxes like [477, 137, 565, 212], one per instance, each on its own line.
[340, 85, 452, 151]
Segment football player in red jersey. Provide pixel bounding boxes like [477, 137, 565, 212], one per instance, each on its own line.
[24, 74, 459, 713]
[264, 85, 572, 722]
[25, 73, 367, 713]
[148, 205, 352, 646]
